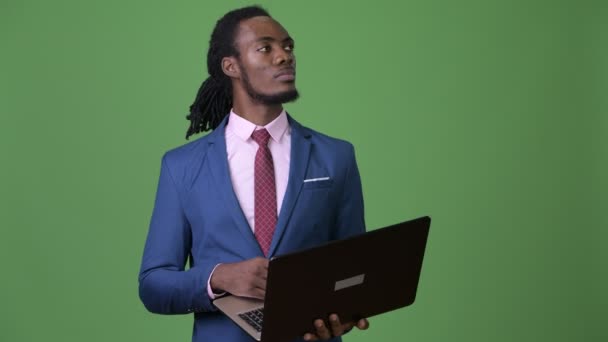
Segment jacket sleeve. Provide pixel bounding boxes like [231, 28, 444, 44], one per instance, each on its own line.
[138, 154, 217, 314]
[332, 144, 366, 240]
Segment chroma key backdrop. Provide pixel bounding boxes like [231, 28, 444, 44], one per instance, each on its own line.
[1, 1, 606, 341]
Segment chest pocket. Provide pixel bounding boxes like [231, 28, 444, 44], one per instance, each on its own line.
[302, 178, 333, 190]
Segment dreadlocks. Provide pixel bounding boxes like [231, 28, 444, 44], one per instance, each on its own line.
[185, 5, 270, 139]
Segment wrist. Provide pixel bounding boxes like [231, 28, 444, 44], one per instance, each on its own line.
[210, 263, 226, 292]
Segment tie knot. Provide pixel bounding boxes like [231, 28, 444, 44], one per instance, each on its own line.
[251, 129, 271, 146]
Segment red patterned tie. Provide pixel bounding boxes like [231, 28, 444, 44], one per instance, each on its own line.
[251, 129, 277, 256]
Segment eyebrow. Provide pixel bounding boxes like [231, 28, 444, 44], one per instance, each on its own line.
[255, 36, 294, 43]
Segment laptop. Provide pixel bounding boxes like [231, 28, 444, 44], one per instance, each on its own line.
[213, 215, 431, 342]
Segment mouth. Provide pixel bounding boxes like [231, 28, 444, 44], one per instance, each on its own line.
[274, 67, 296, 82]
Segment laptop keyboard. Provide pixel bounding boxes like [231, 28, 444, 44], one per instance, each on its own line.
[238, 307, 264, 332]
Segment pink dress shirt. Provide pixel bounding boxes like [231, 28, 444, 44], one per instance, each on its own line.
[207, 109, 291, 298]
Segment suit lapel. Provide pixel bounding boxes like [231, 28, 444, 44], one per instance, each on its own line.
[206, 118, 262, 256]
[268, 116, 312, 256]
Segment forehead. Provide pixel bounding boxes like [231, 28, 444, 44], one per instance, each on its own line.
[234, 16, 291, 47]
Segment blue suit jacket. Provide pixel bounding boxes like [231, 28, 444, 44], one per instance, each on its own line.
[139, 114, 365, 342]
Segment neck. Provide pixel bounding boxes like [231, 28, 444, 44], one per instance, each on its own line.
[232, 101, 283, 127]
[231, 83, 285, 126]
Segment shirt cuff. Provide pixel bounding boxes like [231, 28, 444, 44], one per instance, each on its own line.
[207, 263, 227, 299]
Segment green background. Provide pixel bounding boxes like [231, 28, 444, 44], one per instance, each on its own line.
[1, 0, 606, 341]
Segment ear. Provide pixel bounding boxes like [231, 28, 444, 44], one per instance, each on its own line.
[221, 56, 240, 79]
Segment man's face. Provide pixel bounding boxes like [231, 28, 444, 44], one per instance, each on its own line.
[232, 16, 298, 105]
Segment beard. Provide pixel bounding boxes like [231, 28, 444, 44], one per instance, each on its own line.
[240, 66, 300, 105]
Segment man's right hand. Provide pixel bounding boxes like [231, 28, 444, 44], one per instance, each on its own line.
[210, 257, 269, 299]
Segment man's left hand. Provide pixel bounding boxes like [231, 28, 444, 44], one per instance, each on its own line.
[303, 314, 369, 341]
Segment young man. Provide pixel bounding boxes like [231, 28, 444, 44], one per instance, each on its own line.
[139, 6, 369, 342]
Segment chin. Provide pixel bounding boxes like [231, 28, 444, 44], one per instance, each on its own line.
[257, 88, 299, 105]
[278, 81, 296, 89]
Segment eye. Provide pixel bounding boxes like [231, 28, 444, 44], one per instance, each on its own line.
[284, 44, 295, 52]
[257, 45, 270, 52]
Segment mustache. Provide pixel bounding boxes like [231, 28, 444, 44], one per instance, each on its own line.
[274, 67, 296, 78]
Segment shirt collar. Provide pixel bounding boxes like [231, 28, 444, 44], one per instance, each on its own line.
[227, 109, 289, 143]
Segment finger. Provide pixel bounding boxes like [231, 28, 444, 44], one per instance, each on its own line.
[240, 288, 261, 300]
[256, 264, 269, 279]
[303, 333, 318, 341]
[329, 314, 344, 336]
[244, 283, 265, 299]
[246, 290, 263, 300]
[314, 319, 331, 340]
[260, 269, 268, 280]
[252, 276, 266, 289]
[253, 287, 265, 300]
[255, 257, 269, 268]
[253, 283, 266, 293]
[356, 318, 369, 330]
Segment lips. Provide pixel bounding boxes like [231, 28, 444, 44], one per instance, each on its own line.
[275, 68, 296, 81]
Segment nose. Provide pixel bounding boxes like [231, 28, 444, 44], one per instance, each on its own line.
[274, 48, 294, 66]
